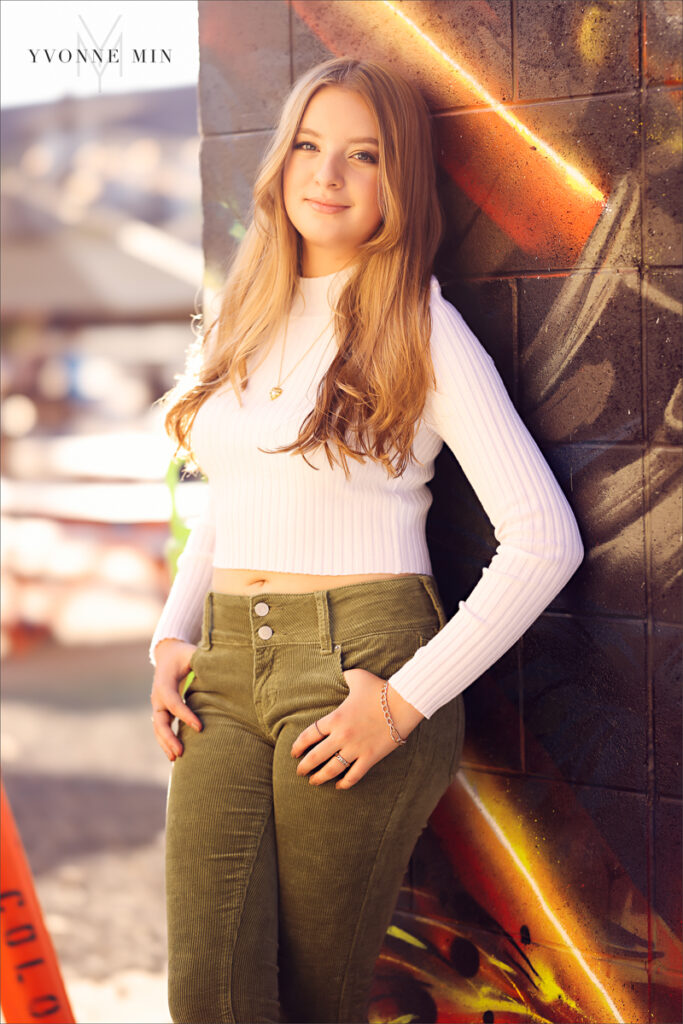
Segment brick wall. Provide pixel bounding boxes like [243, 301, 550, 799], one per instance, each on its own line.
[197, 2, 681, 1020]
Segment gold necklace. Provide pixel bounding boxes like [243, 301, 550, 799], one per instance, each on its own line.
[270, 317, 333, 400]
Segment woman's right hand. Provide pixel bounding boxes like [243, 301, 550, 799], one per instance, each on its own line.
[150, 638, 203, 761]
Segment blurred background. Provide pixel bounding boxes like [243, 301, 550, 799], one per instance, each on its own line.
[1, 2, 203, 1020]
[2, 3, 682, 1024]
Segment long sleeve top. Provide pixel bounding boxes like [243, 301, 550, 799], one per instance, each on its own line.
[149, 269, 583, 718]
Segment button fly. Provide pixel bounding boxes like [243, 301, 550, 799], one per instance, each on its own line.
[254, 602, 270, 617]
[257, 625, 273, 640]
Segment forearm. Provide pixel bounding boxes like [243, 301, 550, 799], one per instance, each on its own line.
[149, 489, 216, 665]
[149, 550, 213, 664]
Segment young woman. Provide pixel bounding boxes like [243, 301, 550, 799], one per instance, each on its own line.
[149, 57, 583, 1024]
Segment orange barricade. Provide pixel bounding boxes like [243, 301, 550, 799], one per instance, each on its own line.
[0, 779, 75, 1023]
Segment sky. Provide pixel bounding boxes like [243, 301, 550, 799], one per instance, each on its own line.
[0, 0, 199, 108]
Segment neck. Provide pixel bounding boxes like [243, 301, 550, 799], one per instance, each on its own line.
[300, 248, 357, 278]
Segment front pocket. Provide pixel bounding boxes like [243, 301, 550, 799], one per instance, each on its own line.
[334, 629, 434, 685]
[329, 642, 349, 692]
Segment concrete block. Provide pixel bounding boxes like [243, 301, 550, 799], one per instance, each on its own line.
[517, 0, 639, 99]
[440, 276, 516, 392]
[650, 965, 683, 1024]
[654, 798, 682, 938]
[544, 444, 647, 618]
[198, 0, 291, 135]
[461, 642, 522, 774]
[653, 623, 683, 798]
[645, 0, 683, 86]
[200, 131, 273, 286]
[644, 88, 683, 267]
[522, 614, 648, 790]
[518, 271, 643, 444]
[645, 269, 683, 443]
[649, 446, 683, 624]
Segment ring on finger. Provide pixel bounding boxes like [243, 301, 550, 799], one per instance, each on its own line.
[335, 752, 351, 768]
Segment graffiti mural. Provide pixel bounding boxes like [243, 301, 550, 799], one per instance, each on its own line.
[197, 1, 682, 1021]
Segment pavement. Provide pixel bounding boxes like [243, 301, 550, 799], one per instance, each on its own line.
[1, 639, 173, 1024]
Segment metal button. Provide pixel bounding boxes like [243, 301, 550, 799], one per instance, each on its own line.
[254, 601, 270, 617]
[257, 625, 273, 640]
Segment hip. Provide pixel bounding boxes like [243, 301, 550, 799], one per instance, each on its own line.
[186, 572, 464, 780]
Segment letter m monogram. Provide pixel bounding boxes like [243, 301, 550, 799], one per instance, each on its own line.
[76, 14, 123, 90]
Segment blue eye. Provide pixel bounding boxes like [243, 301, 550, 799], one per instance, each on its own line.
[353, 151, 377, 164]
[293, 141, 316, 151]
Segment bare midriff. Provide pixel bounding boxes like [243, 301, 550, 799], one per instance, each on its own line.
[211, 567, 417, 596]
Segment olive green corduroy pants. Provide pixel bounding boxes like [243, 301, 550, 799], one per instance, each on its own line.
[165, 574, 465, 1024]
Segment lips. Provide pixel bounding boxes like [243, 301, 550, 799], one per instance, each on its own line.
[305, 198, 349, 213]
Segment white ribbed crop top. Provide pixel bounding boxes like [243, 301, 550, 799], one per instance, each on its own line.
[150, 269, 583, 719]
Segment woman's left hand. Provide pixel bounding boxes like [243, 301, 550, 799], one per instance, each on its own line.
[290, 668, 424, 790]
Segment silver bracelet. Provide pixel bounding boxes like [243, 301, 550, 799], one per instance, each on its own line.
[381, 681, 406, 745]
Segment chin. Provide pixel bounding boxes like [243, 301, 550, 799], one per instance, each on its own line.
[301, 227, 351, 250]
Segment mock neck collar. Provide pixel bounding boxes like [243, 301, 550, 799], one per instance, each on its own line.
[291, 265, 354, 317]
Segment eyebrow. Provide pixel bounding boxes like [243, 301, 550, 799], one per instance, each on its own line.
[297, 127, 379, 146]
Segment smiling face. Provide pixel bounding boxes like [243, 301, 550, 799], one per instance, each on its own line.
[282, 86, 383, 277]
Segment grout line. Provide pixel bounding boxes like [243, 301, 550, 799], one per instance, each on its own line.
[539, 440, 676, 452]
[430, 82, 681, 118]
[540, 608, 681, 627]
[642, 0, 649, 86]
[448, 265, 681, 282]
[656, 794, 683, 806]
[459, 759, 654, 796]
[638, 0, 658, 1001]
[539, 439, 679, 451]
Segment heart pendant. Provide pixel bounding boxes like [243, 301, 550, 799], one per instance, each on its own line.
[269, 387, 283, 400]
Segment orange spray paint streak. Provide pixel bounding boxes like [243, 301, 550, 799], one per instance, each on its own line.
[1, 781, 76, 1024]
[430, 771, 652, 1024]
[289, 0, 606, 260]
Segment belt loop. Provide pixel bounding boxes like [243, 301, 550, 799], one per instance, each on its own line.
[314, 590, 333, 654]
[207, 592, 214, 650]
[420, 574, 447, 630]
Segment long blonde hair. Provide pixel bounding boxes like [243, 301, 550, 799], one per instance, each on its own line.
[163, 57, 443, 478]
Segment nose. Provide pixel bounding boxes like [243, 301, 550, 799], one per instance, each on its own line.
[313, 151, 343, 190]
